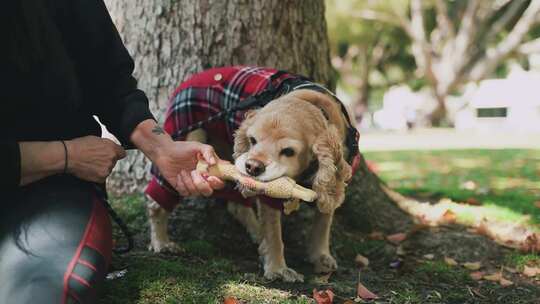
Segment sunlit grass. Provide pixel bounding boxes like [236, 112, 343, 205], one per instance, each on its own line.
[364, 149, 540, 225]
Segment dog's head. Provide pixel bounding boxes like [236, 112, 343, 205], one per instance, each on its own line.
[233, 90, 353, 213]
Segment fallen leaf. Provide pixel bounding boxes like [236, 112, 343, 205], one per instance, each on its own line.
[223, 297, 239, 304]
[387, 232, 407, 245]
[470, 287, 486, 298]
[313, 289, 334, 304]
[465, 198, 481, 206]
[355, 254, 369, 268]
[504, 266, 518, 273]
[500, 277, 514, 287]
[423, 253, 435, 260]
[523, 265, 540, 277]
[483, 272, 502, 282]
[442, 209, 457, 223]
[342, 300, 355, 304]
[357, 282, 379, 300]
[396, 245, 406, 256]
[444, 257, 458, 266]
[463, 262, 482, 271]
[534, 201, 540, 209]
[367, 231, 385, 240]
[470, 271, 485, 280]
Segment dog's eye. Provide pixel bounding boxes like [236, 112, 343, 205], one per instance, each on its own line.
[249, 137, 257, 145]
[280, 148, 295, 157]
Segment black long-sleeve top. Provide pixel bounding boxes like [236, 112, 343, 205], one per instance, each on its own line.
[0, 0, 155, 193]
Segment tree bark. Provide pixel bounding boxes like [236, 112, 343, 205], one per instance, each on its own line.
[104, 0, 409, 231]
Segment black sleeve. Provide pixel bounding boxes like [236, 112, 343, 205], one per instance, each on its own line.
[0, 142, 21, 191]
[65, 0, 155, 145]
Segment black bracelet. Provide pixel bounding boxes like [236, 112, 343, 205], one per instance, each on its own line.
[60, 140, 68, 174]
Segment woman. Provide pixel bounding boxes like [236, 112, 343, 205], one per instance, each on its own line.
[0, 0, 224, 303]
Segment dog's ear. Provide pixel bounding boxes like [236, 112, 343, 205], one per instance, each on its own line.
[311, 124, 352, 214]
[233, 110, 258, 159]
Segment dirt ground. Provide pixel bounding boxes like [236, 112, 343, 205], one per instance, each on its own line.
[102, 196, 540, 304]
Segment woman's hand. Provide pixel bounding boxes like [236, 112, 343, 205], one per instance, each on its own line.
[153, 141, 225, 197]
[66, 136, 126, 183]
[130, 119, 225, 197]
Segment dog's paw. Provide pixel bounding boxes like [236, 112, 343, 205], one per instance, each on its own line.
[264, 267, 304, 283]
[148, 241, 183, 254]
[311, 254, 338, 273]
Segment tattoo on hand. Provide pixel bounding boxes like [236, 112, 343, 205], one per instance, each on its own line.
[152, 126, 166, 135]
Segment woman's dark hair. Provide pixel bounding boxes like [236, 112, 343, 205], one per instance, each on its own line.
[1, 0, 53, 72]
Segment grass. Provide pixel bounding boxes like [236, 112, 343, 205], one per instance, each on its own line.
[101, 149, 540, 303]
[363, 149, 540, 226]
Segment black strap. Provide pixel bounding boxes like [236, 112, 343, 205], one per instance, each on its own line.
[94, 184, 134, 254]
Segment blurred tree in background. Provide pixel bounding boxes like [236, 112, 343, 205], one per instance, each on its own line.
[328, 0, 540, 126]
[326, 0, 417, 112]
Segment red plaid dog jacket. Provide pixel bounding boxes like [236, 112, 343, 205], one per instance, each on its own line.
[145, 66, 359, 212]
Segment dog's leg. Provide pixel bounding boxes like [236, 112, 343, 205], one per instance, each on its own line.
[227, 203, 261, 244]
[147, 200, 182, 254]
[258, 202, 304, 282]
[308, 210, 337, 273]
[146, 129, 208, 254]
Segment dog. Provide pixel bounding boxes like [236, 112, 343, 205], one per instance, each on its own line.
[145, 66, 360, 282]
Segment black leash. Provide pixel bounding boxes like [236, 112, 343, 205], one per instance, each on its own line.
[94, 184, 134, 254]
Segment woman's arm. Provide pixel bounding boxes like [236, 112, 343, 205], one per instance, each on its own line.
[3, 137, 126, 188]
[65, 0, 154, 145]
[19, 141, 65, 186]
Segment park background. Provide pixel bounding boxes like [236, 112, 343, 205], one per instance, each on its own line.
[99, 1, 540, 303]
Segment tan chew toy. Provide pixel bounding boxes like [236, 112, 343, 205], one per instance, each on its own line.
[196, 160, 318, 203]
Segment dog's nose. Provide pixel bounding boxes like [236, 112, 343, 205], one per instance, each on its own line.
[245, 159, 266, 176]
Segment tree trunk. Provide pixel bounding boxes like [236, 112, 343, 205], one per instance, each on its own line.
[429, 93, 448, 127]
[104, 0, 410, 232]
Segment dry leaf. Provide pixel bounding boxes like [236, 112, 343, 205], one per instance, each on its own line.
[442, 210, 457, 223]
[465, 197, 481, 206]
[386, 232, 407, 245]
[342, 301, 355, 304]
[444, 257, 458, 266]
[463, 262, 482, 271]
[483, 272, 502, 282]
[499, 277, 514, 287]
[224, 297, 239, 304]
[313, 289, 334, 304]
[470, 271, 485, 280]
[357, 282, 379, 300]
[523, 265, 540, 277]
[367, 231, 385, 240]
[534, 201, 540, 209]
[355, 254, 369, 268]
[504, 266, 518, 273]
[423, 253, 435, 260]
